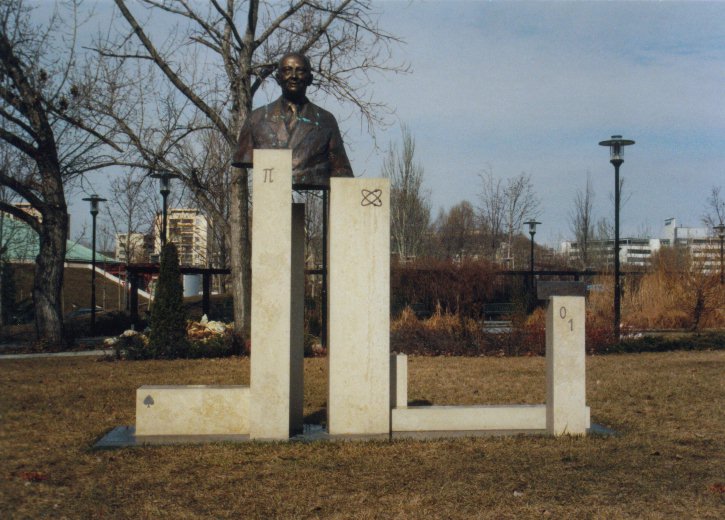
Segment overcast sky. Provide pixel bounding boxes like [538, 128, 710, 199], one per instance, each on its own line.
[65, 1, 725, 248]
[336, 0, 725, 246]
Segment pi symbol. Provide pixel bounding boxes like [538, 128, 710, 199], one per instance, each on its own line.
[361, 189, 382, 207]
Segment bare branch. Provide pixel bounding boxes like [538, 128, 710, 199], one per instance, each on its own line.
[113, 0, 231, 138]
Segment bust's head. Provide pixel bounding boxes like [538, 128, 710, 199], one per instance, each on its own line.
[275, 52, 313, 103]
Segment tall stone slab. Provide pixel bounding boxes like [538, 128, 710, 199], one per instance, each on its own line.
[546, 295, 587, 436]
[328, 178, 390, 436]
[250, 149, 303, 439]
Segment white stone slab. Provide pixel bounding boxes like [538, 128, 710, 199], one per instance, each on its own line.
[328, 178, 391, 435]
[392, 405, 547, 432]
[136, 385, 250, 436]
[546, 295, 588, 436]
[250, 149, 302, 439]
[390, 353, 408, 409]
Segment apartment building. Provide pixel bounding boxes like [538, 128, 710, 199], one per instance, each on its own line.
[154, 208, 212, 267]
[115, 232, 154, 263]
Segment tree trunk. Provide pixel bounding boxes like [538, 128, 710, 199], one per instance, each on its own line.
[33, 208, 67, 346]
[229, 167, 251, 337]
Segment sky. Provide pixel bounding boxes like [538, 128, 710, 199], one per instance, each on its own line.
[64, 0, 725, 248]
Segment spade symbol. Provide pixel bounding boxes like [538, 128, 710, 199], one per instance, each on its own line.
[143, 395, 155, 408]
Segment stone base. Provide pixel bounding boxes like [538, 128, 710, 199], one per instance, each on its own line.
[136, 385, 250, 436]
[93, 421, 614, 448]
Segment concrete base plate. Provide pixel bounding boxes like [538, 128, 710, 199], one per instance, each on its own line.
[94, 423, 617, 448]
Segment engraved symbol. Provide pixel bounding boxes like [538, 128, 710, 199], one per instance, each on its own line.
[263, 168, 274, 183]
[143, 395, 155, 408]
[361, 189, 382, 207]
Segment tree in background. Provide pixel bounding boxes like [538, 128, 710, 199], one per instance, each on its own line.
[702, 186, 724, 228]
[502, 173, 540, 268]
[477, 167, 505, 259]
[383, 124, 431, 261]
[477, 169, 540, 266]
[0, 1, 119, 345]
[105, 169, 155, 263]
[148, 242, 188, 358]
[568, 173, 596, 268]
[93, 0, 405, 336]
[435, 201, 478, 261]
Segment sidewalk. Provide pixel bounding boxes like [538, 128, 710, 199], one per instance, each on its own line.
[0, 349, 112, 360]
[0, 337, 114, 360]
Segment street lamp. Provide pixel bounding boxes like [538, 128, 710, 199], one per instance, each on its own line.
[715, 223, 725, 285]
[150, 170, 178, 247]
[82, 194, 107, 334]
[524, 219, 541, 309]
[599, 135, 635, 339]
[524, 219, 541, 274]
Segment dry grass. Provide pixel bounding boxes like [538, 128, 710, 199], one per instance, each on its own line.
[1, 352, 724, 519]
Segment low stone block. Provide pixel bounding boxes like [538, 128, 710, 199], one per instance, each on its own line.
[136, 385, 250, 436]
[390, 353, 408, 409]
[392, 404, 548, 432]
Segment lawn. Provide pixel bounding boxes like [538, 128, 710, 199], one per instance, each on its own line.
[1, 352, 723, 519]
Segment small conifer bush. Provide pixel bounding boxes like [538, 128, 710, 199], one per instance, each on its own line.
[148, 243, 188, 358]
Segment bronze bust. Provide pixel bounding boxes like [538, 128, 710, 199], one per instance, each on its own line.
[232, 52, 353, 189]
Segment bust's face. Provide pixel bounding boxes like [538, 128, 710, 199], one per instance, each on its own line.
[276, 54, 312, 101]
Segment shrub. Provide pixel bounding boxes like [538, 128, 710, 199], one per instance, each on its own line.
[148, 243, 189, 358]
[391, 258, 519, 320]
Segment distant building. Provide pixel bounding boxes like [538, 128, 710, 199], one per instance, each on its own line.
[561, 237, 661, 269]
[115, 232, 154, 264]
[560, 218, 721, 271]
[154, 208, 212, 267]
[0, 213, 116, 264]
[13, 202, 42, 222]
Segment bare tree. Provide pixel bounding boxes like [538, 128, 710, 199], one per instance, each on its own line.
[383, 124, 430, 261]
[477, 167, 505, 260]
[0, 1, 119, 344]
[568, 173, 595, 268]
[93, 0, 404, 335]
[477, 169, 540, 265]
[503, 173, 540, 267]
[436, 200, 478, 261]
[702, 185, 725, 228]
[101, 170, 152, 263]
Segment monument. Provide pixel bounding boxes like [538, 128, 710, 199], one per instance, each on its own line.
[103, 53, 594, 447]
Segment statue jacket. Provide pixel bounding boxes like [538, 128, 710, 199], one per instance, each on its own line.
[232, 96, 353, 189]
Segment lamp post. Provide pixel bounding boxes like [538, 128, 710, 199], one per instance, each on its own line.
[82, 194, 107, 334]
[524, 219, 541, 284]
[715, 223, 725, 285]
[599, 135, 635, 339]
[150, 171, 178, 247]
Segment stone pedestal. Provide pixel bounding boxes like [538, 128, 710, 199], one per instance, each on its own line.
[546, 295, 588, 436]
[328, 178, 390, 435]
[249, 149, 304, 439]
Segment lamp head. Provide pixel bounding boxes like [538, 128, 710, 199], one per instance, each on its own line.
[524, 219, 541, 235]
[82, 194, 107, 216]
[150, 170, 179, 196]
[599, 135, 635, 164]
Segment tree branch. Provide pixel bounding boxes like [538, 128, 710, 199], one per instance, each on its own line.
[0, 168, 45, 213]
[0, 200, 41, 234]
[113, 0, 231, 138]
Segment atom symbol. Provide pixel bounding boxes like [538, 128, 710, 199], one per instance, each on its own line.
[361, 189, 383, 207]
